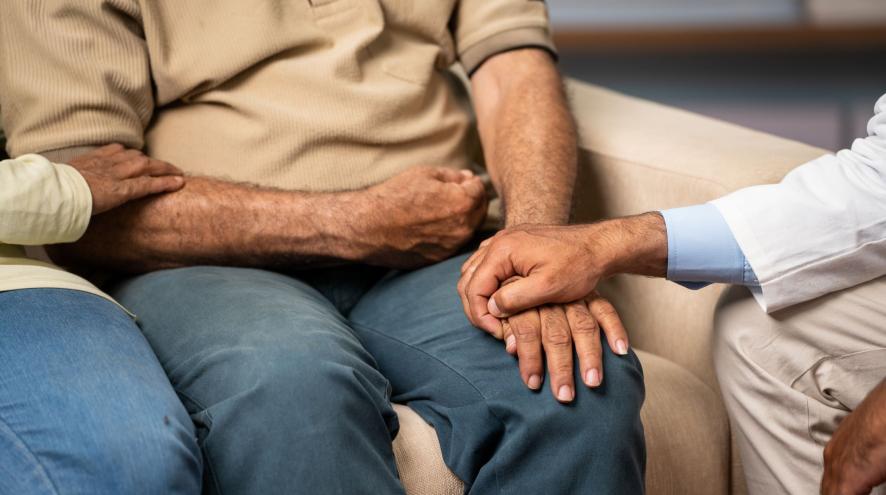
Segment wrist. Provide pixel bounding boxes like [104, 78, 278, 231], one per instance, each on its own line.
[588, 212, 668, 278]
[504, 209, 570, 228]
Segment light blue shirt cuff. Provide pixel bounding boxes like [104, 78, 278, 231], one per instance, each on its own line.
[660, 204, 758, 290]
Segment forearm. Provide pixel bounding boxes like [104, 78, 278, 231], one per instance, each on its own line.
[472, 49, 577, 226]
[48, 176, 369, 273]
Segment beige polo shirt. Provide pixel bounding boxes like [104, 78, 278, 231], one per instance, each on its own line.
[1, 0, 556, 192]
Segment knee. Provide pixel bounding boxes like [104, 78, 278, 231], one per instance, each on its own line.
[87, 406, 202, 494]
[521, 352, 645, 447]
[246, 344, 392, 426]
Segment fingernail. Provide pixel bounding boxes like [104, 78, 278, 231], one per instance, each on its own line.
[616, 339, 628, 355]
[557, 385, 574, 402]
[488, 298, 505, 317]
[528, 374, 542, 390]
[585, 369, 601, 387]
[460, 169, 474, 178]
[505, 335, 516, 353]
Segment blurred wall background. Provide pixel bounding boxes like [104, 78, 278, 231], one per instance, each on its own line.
[547, 0, 886, 150]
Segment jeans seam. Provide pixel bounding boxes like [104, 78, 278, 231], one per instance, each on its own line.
[169, 389, 224, 494]
[0, 415, 61, 495]
[350, 321, 506, 494]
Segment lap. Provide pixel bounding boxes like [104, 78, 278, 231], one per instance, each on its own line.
[716, 278, 886, 410]
[0, 289, 198, 494]
[111, 266, 387, 411]
[349, 254, 645, 422]
[349, 255, 646, 490]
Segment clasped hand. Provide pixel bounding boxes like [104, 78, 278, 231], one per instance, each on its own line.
[457, 224, 630, 403]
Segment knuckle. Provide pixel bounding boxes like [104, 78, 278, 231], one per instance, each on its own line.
[453, 199, 472, 215]
[534, 274, 557, 294]
[512, 322, 539, 341]
[571, 319, 599, 336]
[551, 361, 573, 375]
[544, 327, 572, 346]
[595, 304, 619, 320]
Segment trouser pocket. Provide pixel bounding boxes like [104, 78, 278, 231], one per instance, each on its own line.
[793, 348, 886, 445]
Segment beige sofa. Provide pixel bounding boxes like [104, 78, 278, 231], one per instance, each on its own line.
[389, 80, 828, 495]
[1, 81, 828, 494]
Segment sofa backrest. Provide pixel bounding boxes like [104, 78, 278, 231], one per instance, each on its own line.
[0, 107, 7, 159]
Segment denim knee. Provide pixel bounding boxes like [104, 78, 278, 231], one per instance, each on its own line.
[86, 400, 202, 494]
[240, 344, 395, 431]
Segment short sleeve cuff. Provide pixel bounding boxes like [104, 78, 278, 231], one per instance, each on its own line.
[459, 26, 557, 75]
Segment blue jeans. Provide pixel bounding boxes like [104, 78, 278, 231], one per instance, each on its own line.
[0, 289, 202, 495]
[113, 254, 646, 494]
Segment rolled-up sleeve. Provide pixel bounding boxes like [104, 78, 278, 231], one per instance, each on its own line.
[452, 0, 557, 74]
[0, 0, 152, 157]
[0, 155, 92, 245]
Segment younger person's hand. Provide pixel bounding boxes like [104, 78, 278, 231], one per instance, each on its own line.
[458, 214, 667, 337]
[67, 144, 185, 215]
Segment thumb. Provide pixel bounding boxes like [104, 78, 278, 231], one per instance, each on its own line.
[458, 176, 486, 201]
[488, 274, 560, 317]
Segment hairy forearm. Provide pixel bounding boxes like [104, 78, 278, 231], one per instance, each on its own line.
[49, 176, 368, 273]
[591, 212, 669, 279]
[472, 49, 577, 226]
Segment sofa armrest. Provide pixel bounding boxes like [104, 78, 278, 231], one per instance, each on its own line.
[566, 79, 827, 388]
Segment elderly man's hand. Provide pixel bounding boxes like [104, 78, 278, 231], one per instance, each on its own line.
[356, 166, 487, 269]
[67, 144, 185, 215]
[821, 380, 886, 495]
[491, 294, 628, 402]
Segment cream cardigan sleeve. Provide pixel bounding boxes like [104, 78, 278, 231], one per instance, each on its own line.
[0, 154, 93, 245]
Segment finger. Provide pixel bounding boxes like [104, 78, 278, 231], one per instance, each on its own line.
[123, 175, 186, 201]
[465, 249, 515, 335]
[118, 156, 184, 179]
[588, 293, 629, 356]
[540, 305, 575, 403]
[458, 176, 486, 201]
[488, 273, 561, 318]
[502, 319, 517, 355]
[565, 301, 602, 388]
[430, 167, 466, 183]
[91, 143, 127, 157]
[144, 158, 183, 177]
[109, 148, 145, 164]
[509, 310, 544, 390]
[460, 247, 486, 275]
[458, 251, 503, 339]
